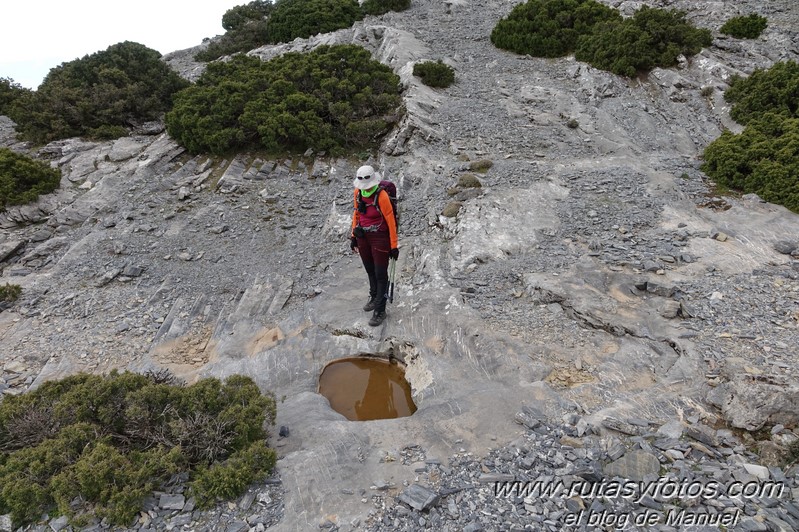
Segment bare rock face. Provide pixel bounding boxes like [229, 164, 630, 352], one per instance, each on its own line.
[706, 357, 799, 431]
[2, 0, 799, 530]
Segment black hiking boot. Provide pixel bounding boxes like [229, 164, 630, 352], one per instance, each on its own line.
[363, 296, 378, 312]
[368, 310, 387, 327]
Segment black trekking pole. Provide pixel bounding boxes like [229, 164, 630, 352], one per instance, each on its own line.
[387, 257, 396, 303]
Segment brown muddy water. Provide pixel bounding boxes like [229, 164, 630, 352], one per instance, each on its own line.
[318, 356, 417, 421]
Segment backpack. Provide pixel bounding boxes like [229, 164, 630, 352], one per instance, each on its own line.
[359, 180, 399, 229]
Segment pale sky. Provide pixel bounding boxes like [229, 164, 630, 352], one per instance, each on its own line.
[0, 1, 247, 89]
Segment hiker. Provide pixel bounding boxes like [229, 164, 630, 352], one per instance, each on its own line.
[350, 165, 398, 327]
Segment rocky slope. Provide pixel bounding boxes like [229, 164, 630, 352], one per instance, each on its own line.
[1, 0, 799, 530]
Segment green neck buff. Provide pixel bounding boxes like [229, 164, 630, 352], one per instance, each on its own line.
[361, 185, 379, 197]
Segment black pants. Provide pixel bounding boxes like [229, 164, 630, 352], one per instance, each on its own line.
[357, 230, 390, 313]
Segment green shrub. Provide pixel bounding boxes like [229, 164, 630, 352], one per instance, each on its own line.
[457, 173, 482, 188]
[786, 439, 799, 467]
[88, 124, 130, 141]
[468, 159, 493, 172]
[701, 113, 799, 213]
[50, 442, 183, 526]
[190, 440, 277, 508]
[0, 423, 98, 525]
[267, 0, 363, 44]
[491, 1, 711, 78]
[195, 20, 271, 62]
[413, 60, 455, 88]
[196, 1, 274, 63]
[442, 201, 463, 218]
[0, 78, 30, 116]
[575, 6, 712, 77]
[222, 0, 275, 31]
[0, 371, 276, 528]
[8, 42, 190, 145]
[701, 60, 799, 213]
[491, 0, 620, 58]
[721, 14, 768, 39]
[724, 61, 799, 126]
[166, 44, 402, 155]
[0, 283, 21, 304]
[0, 148, 61, 210]
[362, 0, 411, 16]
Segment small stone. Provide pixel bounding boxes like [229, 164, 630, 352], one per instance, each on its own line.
[279, 426, 290, 438]
[29, 229, 52, 242]
[646, 282, 675, 297]
[603, 450, 661, 481]
[49, 515, 70, 532]
[169, 514, 192, 527]
[226, 520, 248, 532]
[239, 491, 256, 511]
[514, 406, 542, 429]
[122, 265, 144, 277]
[565, 497, 585, 512]
[738, 517, 768, 531]
[3, 360, 26, 374]
[743, 463, 770, 480]
[714, 232, 729, 242]
[773, 241, 797, 255]
[397, 484, 439, 512]
[665, 449, 685, 461]
[602, 417, 640, 436]
[657, 420, 685, 440]
[372, 479, 392, 490]
[660, 300, 681, 319]
[679, 301, 696, 318]
[643, 260, 660, 272]
[478, 473, 515, 483]
[182, 497, 195, 513]
[159, 493, 185, 511]
[686, 423, 719, 446]
[607, 441, 626, 460]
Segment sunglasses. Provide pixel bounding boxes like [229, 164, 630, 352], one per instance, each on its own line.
[357, 174, 373, 180]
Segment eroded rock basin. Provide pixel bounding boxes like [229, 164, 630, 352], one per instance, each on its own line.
[318, 356, 417, 421]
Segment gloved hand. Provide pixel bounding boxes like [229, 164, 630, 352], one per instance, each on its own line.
[389, 248, 399, 260]
[350, 237, 358, 251]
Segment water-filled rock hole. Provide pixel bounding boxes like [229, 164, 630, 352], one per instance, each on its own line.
[318, 356, 417, 421]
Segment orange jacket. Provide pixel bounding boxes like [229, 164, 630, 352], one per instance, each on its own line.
[351, 188, 398, 249]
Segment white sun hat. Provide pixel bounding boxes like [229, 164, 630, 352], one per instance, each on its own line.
[353, 165, 380, 190]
